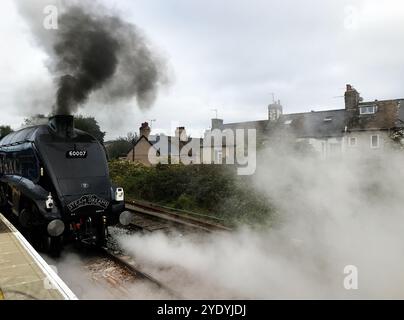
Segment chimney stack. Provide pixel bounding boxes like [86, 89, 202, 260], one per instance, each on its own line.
[139, 122, 151, 138]
[211, 118, 224, 130]
[344, 84, 361, 110]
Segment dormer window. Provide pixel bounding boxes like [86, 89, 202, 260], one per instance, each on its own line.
[360, 105, 377, 115]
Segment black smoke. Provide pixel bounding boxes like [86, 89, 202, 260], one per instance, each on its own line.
[16, 1, 167, 115]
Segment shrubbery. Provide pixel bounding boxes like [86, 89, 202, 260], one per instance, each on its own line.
[109, 160, 276, 226]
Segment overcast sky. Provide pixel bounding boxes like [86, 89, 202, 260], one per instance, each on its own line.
[1, 0, 404, 139]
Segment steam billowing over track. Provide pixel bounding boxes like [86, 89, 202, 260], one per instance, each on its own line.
[124, 200, 232, 233]
[98, 246, 180, 298]
[43, 202, 232, 299]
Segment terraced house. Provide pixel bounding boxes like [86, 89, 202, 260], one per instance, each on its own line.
[206, 84, 404, 159]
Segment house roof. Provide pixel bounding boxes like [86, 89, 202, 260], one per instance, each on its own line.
[266, 109, 347, 138]
[222, 120, 268, 132]
[134, 135, 155, 147]
[210, 98, 404, 140]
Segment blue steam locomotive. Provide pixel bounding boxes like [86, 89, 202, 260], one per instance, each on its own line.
[0, 115, 125, 254]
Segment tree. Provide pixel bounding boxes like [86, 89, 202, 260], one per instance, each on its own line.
[126, 132, 138, 146]
[74, 115, 106, 143]
[390, 128, 404, 149]
[23, 114, 106, 143]
[106, 132, 138, 160]
[24, 114, 48, 126]
[0, 125, 13, 139]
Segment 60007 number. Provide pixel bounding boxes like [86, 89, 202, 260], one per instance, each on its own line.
[66, 150, 87, 158]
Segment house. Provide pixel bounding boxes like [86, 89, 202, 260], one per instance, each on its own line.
[205, 85, 404, 159]
[343, 85, 404, 156]
[126, 122, 203, 166]
[126, 122, 156, 165]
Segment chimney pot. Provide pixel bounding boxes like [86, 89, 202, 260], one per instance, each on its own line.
[139, 122, 151, 138]
[268, 101, 283, 121]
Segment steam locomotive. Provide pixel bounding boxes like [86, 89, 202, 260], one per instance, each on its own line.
[0, 115, 125, 254]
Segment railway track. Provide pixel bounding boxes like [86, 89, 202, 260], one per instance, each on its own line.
[124, 200, 232, 233]
[97, 246, 180, 298]
[46, 243, 180, 299]
[48, 201, 231, 299]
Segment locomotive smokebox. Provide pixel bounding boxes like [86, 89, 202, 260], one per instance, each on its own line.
[48, 115, 75, 138]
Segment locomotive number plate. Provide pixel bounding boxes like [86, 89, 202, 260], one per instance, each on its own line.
[66, 150, 87, 158]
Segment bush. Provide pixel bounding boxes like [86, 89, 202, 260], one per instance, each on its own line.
[108, 160, 275, 226]
[173, 194, 197, 210]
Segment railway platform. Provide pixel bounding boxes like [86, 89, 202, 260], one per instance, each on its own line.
[0, 213, 77, 300]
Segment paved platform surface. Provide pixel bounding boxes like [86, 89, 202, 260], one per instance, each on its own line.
[0, 213, 77, 300]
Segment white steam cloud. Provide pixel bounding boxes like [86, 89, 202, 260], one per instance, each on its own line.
[117, 148, 404, 299]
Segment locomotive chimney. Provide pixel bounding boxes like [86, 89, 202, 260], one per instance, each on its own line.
[48, 115, 75, 138]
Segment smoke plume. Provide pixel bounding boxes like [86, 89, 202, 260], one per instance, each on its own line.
[15, 0, 167, 115]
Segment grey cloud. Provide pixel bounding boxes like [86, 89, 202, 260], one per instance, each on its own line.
[2, 0, 404, 138]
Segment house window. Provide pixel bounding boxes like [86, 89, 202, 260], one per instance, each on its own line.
[360, 105, 377, 115]
[323, 117, 332, 122]
[349, 137, 357, 146]
[370, 135, 380, 148]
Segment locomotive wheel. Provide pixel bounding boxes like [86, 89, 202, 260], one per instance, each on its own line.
[0, 185, 7, 208]
[19, 205, 43, 251]
[36, 235, 63, 257]
[18, 208, 34, 242]
[21, 204, 63, 256]
[19, 208, 32, 229]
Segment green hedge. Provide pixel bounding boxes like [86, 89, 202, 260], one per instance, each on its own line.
[109, 160, 276, 226]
